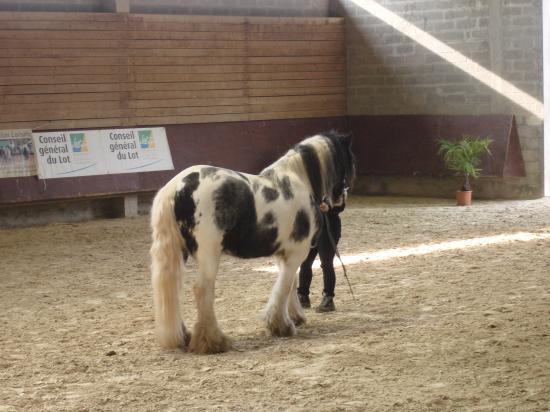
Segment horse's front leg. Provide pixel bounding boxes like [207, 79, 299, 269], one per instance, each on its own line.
[288, 274, 306, 327]
[189, 246, 231, 354]
[264, 253, 305, 337]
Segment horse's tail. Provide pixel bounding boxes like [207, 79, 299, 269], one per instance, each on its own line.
[150, 180, 186, 348]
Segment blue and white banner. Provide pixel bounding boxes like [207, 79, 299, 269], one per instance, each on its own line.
[33, 130, 105, 178]
[32, 127, 173, 179]
[102, 128, 174, 175]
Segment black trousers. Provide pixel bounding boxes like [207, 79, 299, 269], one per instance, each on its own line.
[297, 213, 341, 297]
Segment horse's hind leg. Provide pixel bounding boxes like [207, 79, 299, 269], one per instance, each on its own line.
[189, 247, 231, 354]
[264, 255, 304, 337]
[151, 251, 192, 349]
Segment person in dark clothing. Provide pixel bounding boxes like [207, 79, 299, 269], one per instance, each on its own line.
[297, 192, 346, 312]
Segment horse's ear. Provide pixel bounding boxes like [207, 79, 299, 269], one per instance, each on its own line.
[341, 133, 353, 148]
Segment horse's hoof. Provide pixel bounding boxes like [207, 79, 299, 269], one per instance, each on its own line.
[291, 314, 306, 327]
[178, 323, 192, 351]
[267, 320, 296, 338]
[190, 334, 232, 354]
[189, 323, 232, 354]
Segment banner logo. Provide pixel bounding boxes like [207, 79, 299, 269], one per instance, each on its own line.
[70, 133, 88, 153]
[138, 129, 156, 149]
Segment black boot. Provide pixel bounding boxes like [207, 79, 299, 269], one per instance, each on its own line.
[298, 293, 311, 309]
[316, 294, 335, 313]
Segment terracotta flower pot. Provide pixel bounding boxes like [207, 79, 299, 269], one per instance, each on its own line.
[456, 190, 472, 206]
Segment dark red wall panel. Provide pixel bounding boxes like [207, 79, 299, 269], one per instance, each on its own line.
[0, 115, 525, 205]
[0, 117, 347, 205]
[349, 114, 524, 177]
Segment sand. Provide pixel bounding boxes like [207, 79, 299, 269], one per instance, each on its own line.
[1, 196, 549, 411]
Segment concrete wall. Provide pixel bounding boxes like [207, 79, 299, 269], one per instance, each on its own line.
[331, 0, 544, 198]
[544, 0, 550, 196]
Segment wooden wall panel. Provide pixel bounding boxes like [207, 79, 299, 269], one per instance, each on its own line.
[0, 12, 346, 130]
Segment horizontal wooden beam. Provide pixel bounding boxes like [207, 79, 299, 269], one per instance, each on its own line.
[0, 12, 346, 131]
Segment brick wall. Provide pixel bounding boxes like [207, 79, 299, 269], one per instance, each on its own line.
[331, 0, 544, 198]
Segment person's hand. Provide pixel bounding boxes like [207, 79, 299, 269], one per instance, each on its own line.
[319, 202, 329, 213]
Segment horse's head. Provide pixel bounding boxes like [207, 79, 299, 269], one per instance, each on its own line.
[322, 131, 356, 207]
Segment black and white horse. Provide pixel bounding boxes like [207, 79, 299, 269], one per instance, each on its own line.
[150, 131, 355, 353]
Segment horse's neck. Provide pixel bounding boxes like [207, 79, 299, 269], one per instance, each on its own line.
[262, 153, 323, 201]
[261, 164, 302, 182]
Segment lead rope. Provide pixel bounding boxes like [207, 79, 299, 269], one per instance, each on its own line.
[322, 211, 358, 303]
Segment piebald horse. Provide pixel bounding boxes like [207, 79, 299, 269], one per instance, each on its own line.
[150, 131, 355, 353]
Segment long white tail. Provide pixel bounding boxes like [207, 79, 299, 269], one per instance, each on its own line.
[150, 182, 186, 348]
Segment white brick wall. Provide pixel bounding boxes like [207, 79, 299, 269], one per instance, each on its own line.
[332, 0, 544, 197]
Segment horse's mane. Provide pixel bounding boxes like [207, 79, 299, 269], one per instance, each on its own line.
[261, 131, 353, 203]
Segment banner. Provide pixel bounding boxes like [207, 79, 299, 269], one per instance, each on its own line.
[33, 127, 173, 179]
[102, 128, 174, 174]
[33, 130, 105, 179]
[0, 129, 37, 178]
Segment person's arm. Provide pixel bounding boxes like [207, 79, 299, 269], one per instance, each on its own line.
[319, 198, 345, 214]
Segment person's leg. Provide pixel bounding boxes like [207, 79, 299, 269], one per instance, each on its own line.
[317, 216, 341, 312]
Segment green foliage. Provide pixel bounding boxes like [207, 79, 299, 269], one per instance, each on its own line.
[437, 135, 492, 191]
[437, 136, 492, 177]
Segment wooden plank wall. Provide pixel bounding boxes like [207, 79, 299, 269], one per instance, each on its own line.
[0, 12, 346, 131]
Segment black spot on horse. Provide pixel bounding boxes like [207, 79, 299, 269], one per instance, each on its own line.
[200, 166, 219, 179]
[212, 177, 280, 258]
[261, 212, 275, 225]
[261, 186, 279, 202]
[213, 178, 242, 231]
[277, 175, 294, 200]
[261, 169, 275, 179]
[290, 208, 310, 242]
[174, 172, 200, 257]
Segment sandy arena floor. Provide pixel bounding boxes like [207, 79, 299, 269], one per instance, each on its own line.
[1, 196, 549, 411]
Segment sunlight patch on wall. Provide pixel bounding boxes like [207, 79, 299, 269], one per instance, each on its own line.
[347, 0, 544, 120]
[254, 231, 550, 273]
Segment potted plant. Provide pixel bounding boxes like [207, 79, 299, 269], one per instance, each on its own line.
[437, 135, 492, 206]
